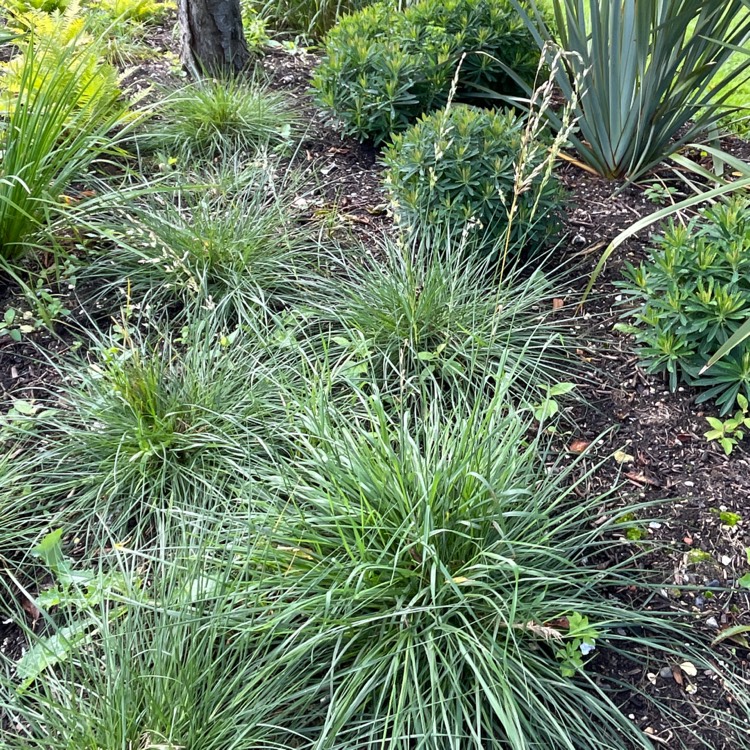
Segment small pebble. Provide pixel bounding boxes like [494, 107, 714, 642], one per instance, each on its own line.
[659, 666, 673, 679]
[695, 596, 705, 609]
[706, 617, 719, 629]
[721, 555, 731, 566]
[649, 522, 662, 529]
[707, 579, 721, 588]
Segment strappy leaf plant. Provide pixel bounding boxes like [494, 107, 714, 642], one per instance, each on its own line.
[511, 0, 750, 180]
[0, 14, 129, 260]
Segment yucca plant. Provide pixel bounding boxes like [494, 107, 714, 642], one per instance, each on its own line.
[510, 0, 750, 179]
[0, 16, 130, 260]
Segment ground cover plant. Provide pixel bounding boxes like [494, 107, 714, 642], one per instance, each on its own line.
[312, 0, 543, 143]
[3, 1, 750, 748]
[247, 0, 372, 37]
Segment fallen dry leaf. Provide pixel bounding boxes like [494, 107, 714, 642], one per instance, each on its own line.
[613, 449, 635, 464]
[20, 596, 40, 624]
[679, 661, 698, 677]
[624, 471, 661, 487]
[514, 621, 564, 640]
[568, 439, 591, 454]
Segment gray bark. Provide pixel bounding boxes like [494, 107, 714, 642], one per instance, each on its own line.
[178, 0, 250, 77]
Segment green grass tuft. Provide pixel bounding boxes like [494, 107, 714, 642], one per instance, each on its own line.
[145, 76, 300, 161]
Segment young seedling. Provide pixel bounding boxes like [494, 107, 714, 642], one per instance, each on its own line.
[705, 394, 750, 454]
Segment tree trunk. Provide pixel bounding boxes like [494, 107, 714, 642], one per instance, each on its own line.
[178, 0, 250, 77]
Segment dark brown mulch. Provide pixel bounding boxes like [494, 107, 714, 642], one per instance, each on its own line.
[551, 155, 750, 749]
[259, 47, 391, 245]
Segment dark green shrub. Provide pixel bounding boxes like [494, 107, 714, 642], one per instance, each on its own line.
[619, 198, 750, 414]
[312, 0, 542, 144]
[382, 105, 560, 253]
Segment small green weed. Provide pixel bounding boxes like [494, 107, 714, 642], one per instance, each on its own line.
[687, 549, 714, 565]
[710, 508, 742, 527]
[643, 182, 679, 205]
[705, 394, 750, 454]
[13, 529, 139, 692]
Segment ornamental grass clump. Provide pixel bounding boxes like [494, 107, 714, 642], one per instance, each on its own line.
[307, 235, 576, 408]
[382, 104, 561, 255]
[147, 76, 299, 160]
[1, 316, 298, 544]
[619, 197, 750, 414]
[312, 0, 543, 144]
[84, 165, 318, 324]
[0, 527, 312, 750]
[235, 388, 750, 749]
